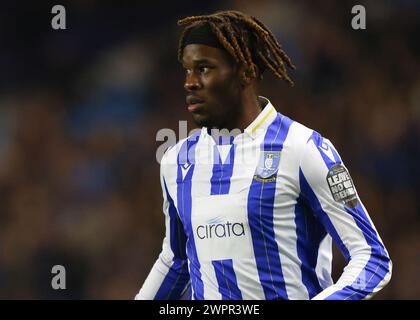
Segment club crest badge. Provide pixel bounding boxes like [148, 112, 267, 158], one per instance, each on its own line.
[254, 151, 281, 182]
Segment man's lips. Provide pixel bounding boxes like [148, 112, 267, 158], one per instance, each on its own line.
[187, 102, 204, 113]
[186, 96, 205, 112]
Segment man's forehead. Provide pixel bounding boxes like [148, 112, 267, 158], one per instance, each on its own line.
[182, 44, 231, 64]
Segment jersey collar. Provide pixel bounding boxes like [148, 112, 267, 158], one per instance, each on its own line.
[244, 96, 277, 140]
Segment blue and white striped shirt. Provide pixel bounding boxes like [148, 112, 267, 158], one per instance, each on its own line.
[136, 97, 392, 300]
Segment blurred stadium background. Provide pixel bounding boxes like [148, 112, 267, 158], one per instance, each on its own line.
[0, 0, 419, 299]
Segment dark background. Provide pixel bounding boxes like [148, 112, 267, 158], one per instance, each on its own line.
[0, 0, 418, 299]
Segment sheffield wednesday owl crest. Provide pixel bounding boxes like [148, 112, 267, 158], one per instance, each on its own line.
[254, 151, 281, 182]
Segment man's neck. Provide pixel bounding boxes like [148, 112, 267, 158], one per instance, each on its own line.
[208, 94, 266, 141]
[233, 93, 265, 132]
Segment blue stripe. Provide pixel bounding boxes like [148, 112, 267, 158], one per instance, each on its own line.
[247, 113, 292, 300]
[299, 169, 351, 261]
[308, 132, 391, 299]
[210, 144, 236, 195]
[155, 260, 190, 300]
[165, 179, 188, 260]
[176, 131, 205, 300]
[154, 179, 189, 299]
[325, 202, 391, 300]
[219, 145, 235, 194]
[294, 194, 326, 298]
[308, 131, 342, 167]
[210, 145, 222, 195]
[212, 259, 243, 300]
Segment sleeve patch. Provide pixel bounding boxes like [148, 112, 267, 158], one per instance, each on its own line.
[326, 164, 358, 208]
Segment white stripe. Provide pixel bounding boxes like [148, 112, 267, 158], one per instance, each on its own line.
[191, 143, 221, 299]
[273, 123, 309, 299]
[192, 136, 214, 197]
[187, 259, 195, 300]
[228, 134, 267, 299]
[229, 133, 261, 193]
[315, 235, 333, 289]
[233, 259, 265, 299]
[200, 263, 223, 299]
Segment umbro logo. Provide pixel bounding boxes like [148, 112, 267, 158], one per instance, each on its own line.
[180, 163, 192, 180]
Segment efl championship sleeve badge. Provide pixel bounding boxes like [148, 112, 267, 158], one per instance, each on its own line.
[326, 164, 359, 208]
[254, 151, 281, 182]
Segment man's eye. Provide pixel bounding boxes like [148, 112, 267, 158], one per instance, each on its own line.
[199, 66, 210, 73]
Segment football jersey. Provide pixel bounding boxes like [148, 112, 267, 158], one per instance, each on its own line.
[135, 97, 392, 300]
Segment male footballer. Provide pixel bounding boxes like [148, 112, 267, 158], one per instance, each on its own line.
[135, 10, 392, 300]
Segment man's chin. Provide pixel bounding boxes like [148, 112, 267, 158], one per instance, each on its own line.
[192, 114, 213, 128]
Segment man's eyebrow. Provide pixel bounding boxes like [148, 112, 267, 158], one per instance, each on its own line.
[182, 58, 215, 66]
[194, 58, 214, 63]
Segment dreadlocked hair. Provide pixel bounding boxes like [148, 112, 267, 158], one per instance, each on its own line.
[177, 10, 296, 86]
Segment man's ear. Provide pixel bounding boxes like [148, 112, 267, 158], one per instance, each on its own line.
[240, 67, 253, 86]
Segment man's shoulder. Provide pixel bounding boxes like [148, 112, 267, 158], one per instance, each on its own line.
[284, 115, 343, 169]
[280, 113, 337, 147]
[280, 113, 316, 147]
[290, 118, 336, 151]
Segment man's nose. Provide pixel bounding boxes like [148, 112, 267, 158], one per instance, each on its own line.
[184, 72, 202, 91]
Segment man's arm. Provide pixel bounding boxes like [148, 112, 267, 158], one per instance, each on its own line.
[135, 156, 190, 300]
[299, 131, 392, 300]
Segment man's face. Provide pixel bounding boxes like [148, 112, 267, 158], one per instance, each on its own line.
[182, 44, 243, 129]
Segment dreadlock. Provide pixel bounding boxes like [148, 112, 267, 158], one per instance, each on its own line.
[178, 10, 296, 86]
